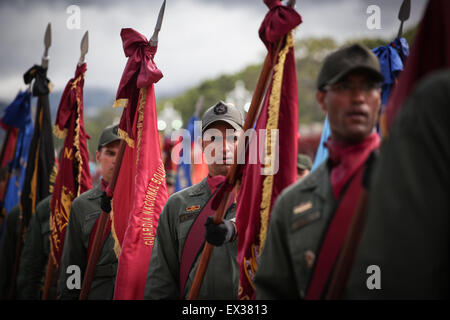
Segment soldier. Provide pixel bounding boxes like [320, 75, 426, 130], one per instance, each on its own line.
[345, 70, 450, 299]
[297, 154, 312, 180]
[255, 43, 384, 299]
[145, 101, 244, 299]
[57, 124, 122, 300]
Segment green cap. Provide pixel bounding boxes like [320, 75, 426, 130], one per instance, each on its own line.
[317, 43, 384, 90]
[202, 101, 245, 133]
[98, 124, 121, 150]
[298, 154, 312, 170]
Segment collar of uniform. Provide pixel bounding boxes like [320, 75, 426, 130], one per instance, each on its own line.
[296, 161, 331, 201]
[87, 183, 103, 200]
[188, 178, 211, 198]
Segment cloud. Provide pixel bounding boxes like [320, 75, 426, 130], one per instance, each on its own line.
[0, 0, 427, 103]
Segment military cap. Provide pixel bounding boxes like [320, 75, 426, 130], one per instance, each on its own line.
[98, 124, 121, 150]
[317, 43, 384, 90]
[202, 101, 245, 133]
[297, 154, 312, 170]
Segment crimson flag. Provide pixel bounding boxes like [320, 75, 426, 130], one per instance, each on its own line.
[112, 28, 168, 300]
[50, 63, 92, 267]
[235, 0, 302, 300]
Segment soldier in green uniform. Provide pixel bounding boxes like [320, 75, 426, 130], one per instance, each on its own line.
[57, 124, 122, 300]
[16, 195, 56, 299]
[345, 70, 450, 299]
[145, 101, 244, 299]
[255, 44, 384, 299]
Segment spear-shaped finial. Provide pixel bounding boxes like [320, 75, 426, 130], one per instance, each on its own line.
[42, 22, 51, 69]
[149, 0, 166, 46]
[397, 0, 411, 39]
[78, 31, 89, 66]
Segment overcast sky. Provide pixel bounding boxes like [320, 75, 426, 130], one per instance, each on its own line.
[0, 0, 427, 103]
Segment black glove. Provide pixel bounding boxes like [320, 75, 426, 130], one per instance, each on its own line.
[100, 191, 112, 213]
[204, 216, 236, 247]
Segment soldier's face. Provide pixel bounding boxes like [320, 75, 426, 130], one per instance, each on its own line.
[96, 140, 121, 183]
[202, 121, 240, 177]
[317, 72, 381, 143]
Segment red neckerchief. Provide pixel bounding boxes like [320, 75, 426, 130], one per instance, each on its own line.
[206, 174, 226, 194]
[100, 178, 109, 193]
[324, 133, 380, 200]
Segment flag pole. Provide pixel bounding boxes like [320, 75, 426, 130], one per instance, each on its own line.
[187, 37, 284, 300]
[79, 139, 126, 300]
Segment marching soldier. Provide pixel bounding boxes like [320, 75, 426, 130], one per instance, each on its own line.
[145, 101, 244, 299]
[345, 70, 450, 299]
[57, 124, 122, 299]
[255, 43, 384, 299]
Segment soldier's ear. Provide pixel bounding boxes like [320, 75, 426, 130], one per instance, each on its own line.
[316, 90, 328, 114]
[95, 149, 101, 163]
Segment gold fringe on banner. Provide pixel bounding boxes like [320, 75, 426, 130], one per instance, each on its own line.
[259, 32, 294, 252]
[113, 99, 128, 108]
[118, 128, 135, 149]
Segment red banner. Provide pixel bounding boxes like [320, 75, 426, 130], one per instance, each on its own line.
[50, 63, 92, 267]
[235, 1, 301, 300]
[112, 28, 168, 300]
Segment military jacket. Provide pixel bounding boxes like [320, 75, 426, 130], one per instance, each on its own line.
[145, 178, 239, 299]
[255, 162, 337, 299]
[57, 184, 117, 300]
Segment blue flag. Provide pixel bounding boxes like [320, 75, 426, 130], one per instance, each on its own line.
[311, 115, 331, 172]
[2, 91, 34, 214]
[174, 116, 198, 192]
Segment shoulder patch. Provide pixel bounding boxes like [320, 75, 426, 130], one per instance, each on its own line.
[185, 205, 201, 212]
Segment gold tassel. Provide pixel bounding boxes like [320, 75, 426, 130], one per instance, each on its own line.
[118, 128, 135, 148]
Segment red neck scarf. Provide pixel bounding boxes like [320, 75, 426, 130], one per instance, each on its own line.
[100, 178, 109, 193]
[325, 133, 380, 200]
[206, 174, 226, 194]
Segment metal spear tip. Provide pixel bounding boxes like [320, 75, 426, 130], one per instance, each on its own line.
[79, 31, 89, 65]
[398, 0, 411, 21]
[286, 0, 296, 8]
[149, 0, 166, 46]
[42, 22, 51, 68]
[397, 0, 411, 39]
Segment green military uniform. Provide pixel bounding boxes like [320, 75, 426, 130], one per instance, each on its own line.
[345, 70, 450, 299]
[57, 183, 117, 300]
[0, 206, 20, 299]
[255, 162, 335, 299]
[57, 124, 121, 300]
[16, 195, 57, 299]
[145, 178, 239, 299]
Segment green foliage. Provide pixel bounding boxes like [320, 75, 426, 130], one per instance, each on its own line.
[84, 107, 122, 159]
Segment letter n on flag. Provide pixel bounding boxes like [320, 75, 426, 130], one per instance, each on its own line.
[112, 28, 168, 300]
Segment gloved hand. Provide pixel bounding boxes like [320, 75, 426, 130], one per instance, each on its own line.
[204, 216, 237, 247]
[100, 191, 112, 213]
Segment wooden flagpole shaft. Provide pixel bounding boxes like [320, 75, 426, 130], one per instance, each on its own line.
[41, 255, 55, 300]
[79, 139, 126, 300]
[187, 38, 284, 300]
